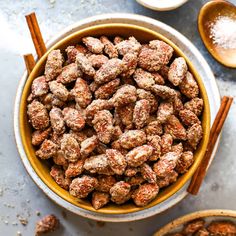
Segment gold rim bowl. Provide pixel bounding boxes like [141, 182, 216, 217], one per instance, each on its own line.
[19, 23, 211, 214]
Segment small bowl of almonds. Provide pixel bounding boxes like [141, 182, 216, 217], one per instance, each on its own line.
[154, 209, 236, 235]
[18, 23, 210, 214]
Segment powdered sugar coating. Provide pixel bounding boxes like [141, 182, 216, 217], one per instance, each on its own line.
[88, 54, 109, 69]
[45, 50, 64, 82]
[82, 37, 104, 54]
[49, 107, 65, 135]
[35, 214, 59, 235]
[164, 115, 187, 140]
[149, 40, 173, 62]
[145, 120, 163, 136]
[173, 96, 184, 114]
[56, 63, 82, 84]
[96, 175, 116, 193]
[168, 57, 187, 86]
[113, 36, 123, 45]
[110, 181, 131, 204]
[63, 107, 85, 131]
[184, 98, 203, 116]
[69, 175, 98, 198]
[116, 36, 141, 56]
[156, 170, 178, 188]
[84, 154, 114, 175]
[157, 101, 174, 124]
[133, 68, 155, 90]
[147, 135, 162, 161]
[80, 135, 98, 157]
[115, 103, 134, 129]
[65, 46, 80, 63]
[112, 85, 137, 107]
[172, 142, 183, 155]
[100, 36, 118, 58]
[133, 99, 150, 129]
[151, 84, 177, 100]
[153, 152, 180, 178]
[111, 125, 123, 141]
[92, 191, 110, 210]
[27, 100, 50, 130]
[124, 167, 140, 177]
[175, 151, 194, 174]
[187, 123, 203, 149]
[65, 159, 84, 178]
[152, 72, 165, 85]
[179, 109, 200, 127]
[50, 165, 71, 190]
[49, 81, 69, 102]
[119, 130, 146, 149]
[95, 78, 120, 99]
[121, 53, 138, 78]
[71, 78, 92, 108]
[60, 133, 80, 163]
[137, 89, 158, 114]
[132, 183, 159, 207]
[179, 71, 199, 99]
[31, 76, 49, 97]
[32, 127, 51, 146]
[41, 93, 65, 110]
[76, 53, 95, 77]
[92, 110, 114, 144]
[140, 163, 157, 183]
[126, 145, 153, 167]
[94, 58, 124, 84]
[53, 150, 68, 168]
[36, 139, 58, 160]
[106, 149, 127, 175]
[85, 99, 113, 121]
[160, 133, 173, 155]
[138, 41, 173, 72]
[126, 175, 145, 186]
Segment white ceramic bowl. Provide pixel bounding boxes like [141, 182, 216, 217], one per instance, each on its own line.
[14, 13, 220, 222]
[154, 209, 236, 235]
[136, 0, 189, 11]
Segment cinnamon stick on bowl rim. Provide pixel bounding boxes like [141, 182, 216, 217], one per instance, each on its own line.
[188, 96, 233, 195]
[24, 54, 36, 74]
[25, 12, 46, 58]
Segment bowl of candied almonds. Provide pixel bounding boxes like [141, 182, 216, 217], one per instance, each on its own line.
[17, 23, 210, 214]
[154, 209, 236, 235]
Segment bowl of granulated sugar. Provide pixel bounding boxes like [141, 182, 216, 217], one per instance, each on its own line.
[198, 0, 236, 68]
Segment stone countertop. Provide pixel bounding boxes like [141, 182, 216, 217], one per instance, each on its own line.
[0, 0, 235, 235]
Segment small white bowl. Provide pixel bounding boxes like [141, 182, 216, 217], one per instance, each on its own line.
[136, 0, 189, 11]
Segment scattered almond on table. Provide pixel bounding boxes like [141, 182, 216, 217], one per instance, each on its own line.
[35, 214, 59, 235]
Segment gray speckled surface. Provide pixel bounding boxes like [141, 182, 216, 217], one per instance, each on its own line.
[0, 0, 236, 235]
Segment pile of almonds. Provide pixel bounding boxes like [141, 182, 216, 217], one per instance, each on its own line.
[27, 35, 203, 209]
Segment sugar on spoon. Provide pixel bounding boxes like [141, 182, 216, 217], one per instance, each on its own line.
[198, 0, 236, 68]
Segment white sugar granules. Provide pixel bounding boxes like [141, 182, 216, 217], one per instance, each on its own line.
[209, 16, 236, 49]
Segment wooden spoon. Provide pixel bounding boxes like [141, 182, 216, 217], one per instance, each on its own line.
[198, 0, 236, 68]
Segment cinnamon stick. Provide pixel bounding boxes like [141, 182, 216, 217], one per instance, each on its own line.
[24, 54, 36, 74]
[188, 96, 229, 187]
[187, 96, 233, 195]
[25, 12, 46, 58]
